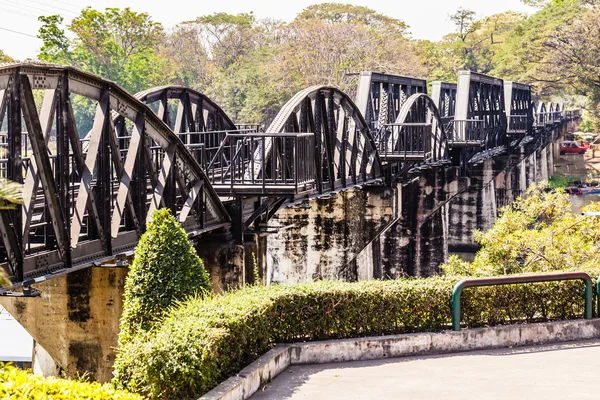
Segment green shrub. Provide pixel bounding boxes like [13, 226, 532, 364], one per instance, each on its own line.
[442, 183, 600, 276]
[117, 208, 211, 341]
[113, 269, 600, 399]
[0, 363, 141, 400]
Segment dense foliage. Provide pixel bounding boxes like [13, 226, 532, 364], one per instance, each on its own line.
[442, 183, 600, 276]
[30, 1, 600, 128]
[0, 363, 141, 400]
[38, 8, 171, 94]
[117, 208, 211, 343]
[0, 49, 13, 63]
[112, 271, 598, 399]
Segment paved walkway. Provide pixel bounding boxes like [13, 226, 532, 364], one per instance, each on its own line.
[251, 339, 600, 399]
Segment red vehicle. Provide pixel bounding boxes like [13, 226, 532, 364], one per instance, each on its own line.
[559, 141, 587, 155]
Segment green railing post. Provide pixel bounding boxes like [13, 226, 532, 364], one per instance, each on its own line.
[451, 280, 465, 331]
[597, 277, 600, 319]
[451, 272, 593, 331]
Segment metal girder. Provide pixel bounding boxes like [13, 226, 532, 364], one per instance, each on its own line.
[20, 75, 70, 264]
[0, 63, 231, 287]
[431, 82, 457, 123]
[453, 70, 507, 150]
[354, 71, 427, 132]
[504, 81, 533, 134]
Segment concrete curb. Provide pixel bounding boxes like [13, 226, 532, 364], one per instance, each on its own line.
[200, 319, 600, 400]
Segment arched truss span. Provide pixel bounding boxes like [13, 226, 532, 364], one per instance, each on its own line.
[431, 82, 457, 125]
[264, 85, 384, 194]
[375, 93, 449, 163]
[136, 85, 238, 135]
[0, 63, 229, 285]
[135, 86, 242, 179]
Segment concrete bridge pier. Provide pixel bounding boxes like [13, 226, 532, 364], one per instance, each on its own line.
[0, 236, 260, 382]
[448, 140, 555, 255]
[266, 187, 396, 284]
[448, 159, 496, 254]
[0, 267, 127, 383]
[382, 165, 463, 278]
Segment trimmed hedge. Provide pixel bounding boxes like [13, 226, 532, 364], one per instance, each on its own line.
[0, 363, 141, 400]
[113, 268, 600, 399]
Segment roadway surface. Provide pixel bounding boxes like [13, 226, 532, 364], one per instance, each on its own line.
[250, 339, 600, 399]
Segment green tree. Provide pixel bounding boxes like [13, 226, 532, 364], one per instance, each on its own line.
[493, 1, 599, 124]
[117, 208, 211, 341]
[442, 183, 600, 276]
[38, 8, 174, 93]
[492, 0, 583, 92]
[418, 9, 524, 81]
[0, 50, 14, 63]
[296, 3, 407, 34]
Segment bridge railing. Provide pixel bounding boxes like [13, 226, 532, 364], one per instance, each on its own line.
[507, 115, 528, 134]
[446, 119, 486, 146]
[173, 128, 259, 170]
[375, 123, 432, 161]
[550, 111, 563, 124]
[534, 112, 548, 128]
[235, 124, 263, 133]
[207, 132, 316, 195]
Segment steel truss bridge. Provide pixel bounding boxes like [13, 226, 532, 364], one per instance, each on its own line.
[0, 63, 580, 292]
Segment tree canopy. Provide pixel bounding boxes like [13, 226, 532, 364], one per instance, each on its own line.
[38, 8, 172, 93]
[0, 50, 13, 63]
[34, 1, 600, 128]
[442, 183, 600, 276]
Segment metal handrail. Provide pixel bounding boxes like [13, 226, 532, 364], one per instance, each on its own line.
[451, 272, 593, 331]
[224, 132, 314, 138]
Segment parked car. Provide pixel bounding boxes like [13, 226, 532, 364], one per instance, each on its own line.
[559, 141, 587, 155]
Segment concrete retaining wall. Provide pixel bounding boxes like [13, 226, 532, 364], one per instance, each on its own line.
[201, 319, 600, 400]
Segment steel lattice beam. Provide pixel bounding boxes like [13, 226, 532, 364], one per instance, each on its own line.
[0, 63, 230, 287]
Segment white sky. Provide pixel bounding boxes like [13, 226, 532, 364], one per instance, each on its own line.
[0, 0, 535, 61]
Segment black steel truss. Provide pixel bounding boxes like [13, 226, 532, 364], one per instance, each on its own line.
[431, 81, 457, 126]
[354, 71, 427, 133]
[0, 64, 230, 286]
[0, 64, 579, 287]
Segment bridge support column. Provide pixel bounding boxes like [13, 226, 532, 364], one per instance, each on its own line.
[266, 187, 395, 283]
[194, 239, 246, 293]
[382, 165, 462, 277]
[0, 267, 127, 383]
[546, 143, 554, 178]
[448, 159, 500, 253]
